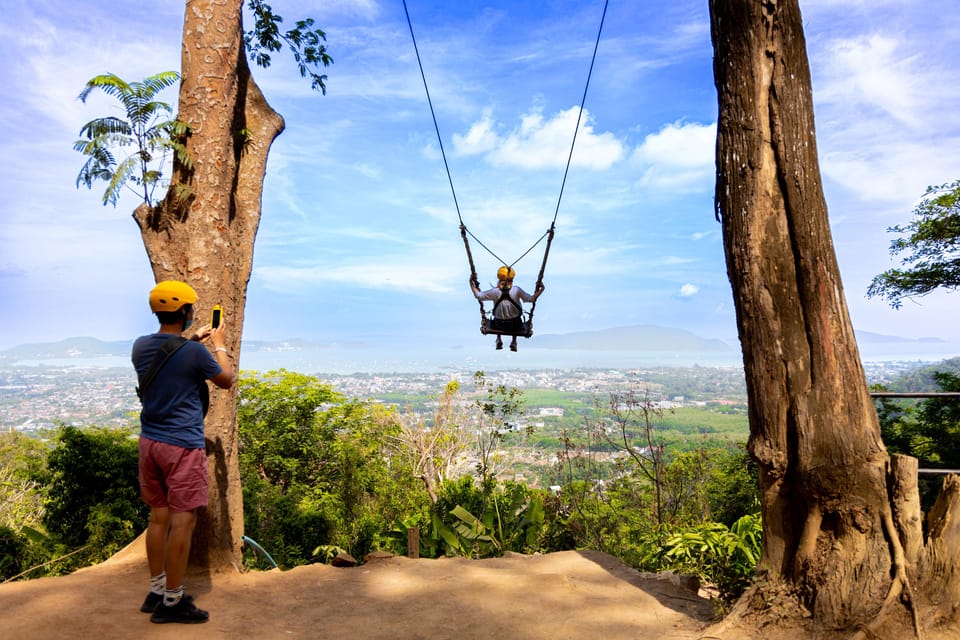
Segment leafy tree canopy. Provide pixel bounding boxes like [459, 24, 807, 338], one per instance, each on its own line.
[868, 180, 960, 307]
[245, 0, 333, 94]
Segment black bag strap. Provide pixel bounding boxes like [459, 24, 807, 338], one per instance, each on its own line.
[136, 336, 189, 400]
[493, 286, 523, 315]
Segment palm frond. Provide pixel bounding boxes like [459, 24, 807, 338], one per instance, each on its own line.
[77, 73, 133, 103]
[140, 71, 181, 95]
[76, 153, 116, 189]
[77, 117, 132, 140]
[103, 156, 140, 206]
[74, 71, 183, 207]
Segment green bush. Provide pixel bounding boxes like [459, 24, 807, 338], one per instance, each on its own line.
[241, 478, 335, 568]
[0, 524, 25, 580]
[657, 513, 762, 601]
[41, 427, 145, 556]
[238, 370, 425, 566]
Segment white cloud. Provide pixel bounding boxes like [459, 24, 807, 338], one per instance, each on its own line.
[257, 259, 456, 295]
[678, 283, 700, 298]
[816, 35, 925, 128]
[691, 229, 722, 242]
[811, 31, 960, 207]
[630, 121, 716, 192]
[319, 0, 381, 21]
[453, 109, 499, 154]
[452, 106, 624, 170]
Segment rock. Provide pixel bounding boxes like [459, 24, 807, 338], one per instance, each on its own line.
[331, 552, 358, 567]
[364, 550, 396, 563]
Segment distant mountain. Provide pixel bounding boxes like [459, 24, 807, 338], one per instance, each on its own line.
[0, 336, 374, 360]
[0, 336, 132, 359]
[242, 338, 374, 352]
[533, 325, 734, 352]
[855, 331, 946, 344]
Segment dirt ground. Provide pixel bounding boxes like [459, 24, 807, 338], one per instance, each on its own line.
[0, 537, 953, 640]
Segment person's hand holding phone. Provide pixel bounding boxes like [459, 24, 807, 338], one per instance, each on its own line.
[208, 305, 227, 351]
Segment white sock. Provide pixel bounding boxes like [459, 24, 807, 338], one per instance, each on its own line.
[150, 572, 166, 595]
[163, 586, 184, 607]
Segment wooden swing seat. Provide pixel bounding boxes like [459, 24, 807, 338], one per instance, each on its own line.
[481, 315, 533, 339]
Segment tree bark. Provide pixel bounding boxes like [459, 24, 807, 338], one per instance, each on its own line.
[890, 454, 923, 568]
[132, 0, 285, 571]
[710, 0, 894, 628]
[921, 474, 960, 614]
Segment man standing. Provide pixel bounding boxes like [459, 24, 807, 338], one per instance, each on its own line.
[132, 281, 236, 624]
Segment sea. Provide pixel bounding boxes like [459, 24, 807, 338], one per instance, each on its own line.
[6, 340, 959, 375]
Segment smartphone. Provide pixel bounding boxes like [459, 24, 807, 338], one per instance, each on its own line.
[211, 305, 223, 328]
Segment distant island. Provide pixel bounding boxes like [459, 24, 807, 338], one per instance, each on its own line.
[532, 325, 733, 351]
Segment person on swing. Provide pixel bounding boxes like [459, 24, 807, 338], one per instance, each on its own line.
[472, 266, 544, 351]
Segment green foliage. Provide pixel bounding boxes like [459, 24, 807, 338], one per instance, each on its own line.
[1, 426, 147, 578]
[241, 476, 334, 568]
[74, 71, 189, 207]
[655, 513, 762, 601]
[238, 369, 344, 491]
[876, 370, 960, 510]
[471, 371, 526, 492]
[545, 396, 760, 600]
[244, 0, 333, 94]
[0, 525, 25, 580]
[238, 370, 426, 566]
[434, 476, 485, 522]
[704, 447, 759, 526]
[868, 179, 960, 307]
[420, 478, 546, 559]
[0, 432, 49, 534]
[41, 427, 145, 561]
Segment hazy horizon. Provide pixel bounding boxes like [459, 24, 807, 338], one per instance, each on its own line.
[4, 327, 958, 377]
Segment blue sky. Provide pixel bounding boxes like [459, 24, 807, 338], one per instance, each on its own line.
[1, 0, 959, 355]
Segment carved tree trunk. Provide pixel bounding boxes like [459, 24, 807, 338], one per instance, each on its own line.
[132, 0, 285, 571]
[710, 0, 897, 629]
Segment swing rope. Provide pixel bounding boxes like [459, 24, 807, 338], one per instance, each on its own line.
[403, 0, 609, 328]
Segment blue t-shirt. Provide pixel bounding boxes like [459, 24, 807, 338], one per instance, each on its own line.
[132, 333, 223, 449]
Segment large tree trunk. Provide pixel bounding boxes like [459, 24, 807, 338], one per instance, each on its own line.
[710, 0, 899, 629]
[132, 0, 285, 571]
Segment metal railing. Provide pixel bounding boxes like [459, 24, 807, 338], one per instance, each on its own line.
[870, 392, 960, 398]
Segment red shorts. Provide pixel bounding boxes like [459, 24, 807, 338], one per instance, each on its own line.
[138, 437, 208, 512]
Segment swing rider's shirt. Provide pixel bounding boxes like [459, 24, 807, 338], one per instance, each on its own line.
[132, 333, 222, 450]
[476, 285, 536, 332]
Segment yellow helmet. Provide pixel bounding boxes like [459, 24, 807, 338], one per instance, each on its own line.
[497, 266, 516, 280]
[149, 280, 198, 312]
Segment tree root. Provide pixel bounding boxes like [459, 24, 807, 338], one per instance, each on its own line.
[850, 506, 922, 640]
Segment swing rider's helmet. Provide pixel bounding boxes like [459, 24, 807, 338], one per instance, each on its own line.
[497, 266, 516, 281]
[149, 280, 198, 326]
